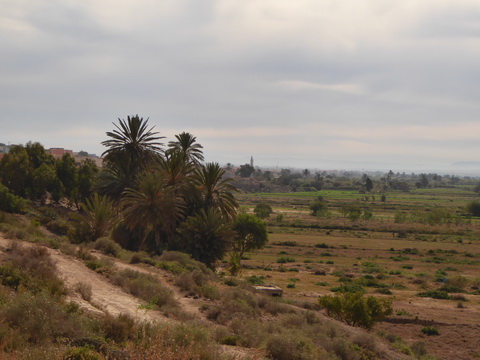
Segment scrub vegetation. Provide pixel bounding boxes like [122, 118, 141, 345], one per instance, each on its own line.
[0, 115, 479, 359]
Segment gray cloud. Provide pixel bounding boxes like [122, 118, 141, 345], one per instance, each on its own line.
[2, 0, 480, 172]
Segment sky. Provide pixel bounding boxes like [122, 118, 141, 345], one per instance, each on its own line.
[2, 0, 480, 174]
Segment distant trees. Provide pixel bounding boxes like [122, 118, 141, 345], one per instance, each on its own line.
[236, 164, 255, 178]
[0, 142, 98, 206]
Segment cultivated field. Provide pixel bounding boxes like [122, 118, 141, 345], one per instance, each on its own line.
[236, 187, 480, 360]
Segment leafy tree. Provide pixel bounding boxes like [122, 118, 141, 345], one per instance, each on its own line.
[74, 159, 99, 207]
[319, 292, 392, 330]
[176, 209, 234, 269]
[229, 214, 268, 275]
[254, 203, 273, 219]
[194, 163, 238, 220]
[55, 154, 77, 199]
[0, 183, 26, 213]
[31, 163, 57, 204]
[236, 164, 255, 178]
[365, 177, 373, 192]
[0, 146, 31, 197]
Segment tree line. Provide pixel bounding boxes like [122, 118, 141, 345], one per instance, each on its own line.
[0, 115, 267, 272]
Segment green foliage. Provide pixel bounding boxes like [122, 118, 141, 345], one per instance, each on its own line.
[229, 213, 268, 275]
[0, 183, 27, 213]
[421, 326, 439, 336]
[309, 197, 328, 217]
[194, 162, 239, 220]
[254, 202, 273, 219]
[466, 201, 480, 217]
[416, 290, 451, 300]
[236, 163, 255, 178]
[319, 292, 392, 329]
[277, 257, 296, 263]
[122, 172, 184, 251]
[93, 237, 121, 256]
[177, 209, 234, 269]
[72, 193, 118, 242]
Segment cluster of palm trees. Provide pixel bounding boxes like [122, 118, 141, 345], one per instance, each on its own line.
[79, 115, 240, 268]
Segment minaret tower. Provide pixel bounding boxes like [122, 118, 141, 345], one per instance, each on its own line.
[250, 156, 254, 168]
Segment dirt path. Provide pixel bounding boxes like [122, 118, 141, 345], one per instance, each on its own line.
[0, 236, 167, 323]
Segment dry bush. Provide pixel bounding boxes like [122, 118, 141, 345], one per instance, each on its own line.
[159, 251, 212, 275]
[109, 269, 177, 310]
[265, 331, 320, 360]
[1, 243, 65, 297]
[74, 282, 92, 301]
[0, 292, 85, 345]
[174, 270, 219, 300]
[93, 237, 121, 257]
[101, 313, 136, 343]
[126, 322, 221, 360]
[229, 318, 267, 348]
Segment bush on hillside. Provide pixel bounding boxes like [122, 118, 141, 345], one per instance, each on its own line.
[319, 292, 392, 329]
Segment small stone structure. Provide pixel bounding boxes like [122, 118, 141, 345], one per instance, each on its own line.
[253, 285, 283, 297]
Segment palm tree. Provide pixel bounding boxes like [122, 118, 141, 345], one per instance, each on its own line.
[102, 115, 164, 170]
[167, 132, 204, 166]
[121, 172, 184, 251]
[193, 162, 238, 220]
[176, 208, 234, 269]
[158, 150, 194, 190]
[73, 193, 119, 241]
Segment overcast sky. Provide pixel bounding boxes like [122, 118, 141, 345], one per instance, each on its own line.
[2, 0, 480, 173]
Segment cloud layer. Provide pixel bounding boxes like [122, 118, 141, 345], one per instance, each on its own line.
[2, 0, 480, 172]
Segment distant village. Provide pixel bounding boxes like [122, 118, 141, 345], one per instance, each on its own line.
[0, 143, 102, 167]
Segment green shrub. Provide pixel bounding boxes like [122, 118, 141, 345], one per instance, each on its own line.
[417, 290, 451, 300]
[421, 326, 439, 336]
[93, 237, 121, 257]
[46, 219, 71, 235]
[466, 201, 480, 217]
[319, 292, 392, 329]
[277, 257, 296, 263]
[272, 241, 298, 247]
[254, 203, 273, 219]
[245, 275, 265, 285]
[0, 184, 26, 213]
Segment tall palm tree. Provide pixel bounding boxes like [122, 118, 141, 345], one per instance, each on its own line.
[102, 115, 164, 170]
[121, 172, 185, 251]
[194, 162, 238, 220]
[167, 132, 204, 166]
[158, 150, 194, 190]
[99, 116, 164, 198]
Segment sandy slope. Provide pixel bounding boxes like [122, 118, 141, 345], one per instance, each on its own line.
[0, 236, 167, 323]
